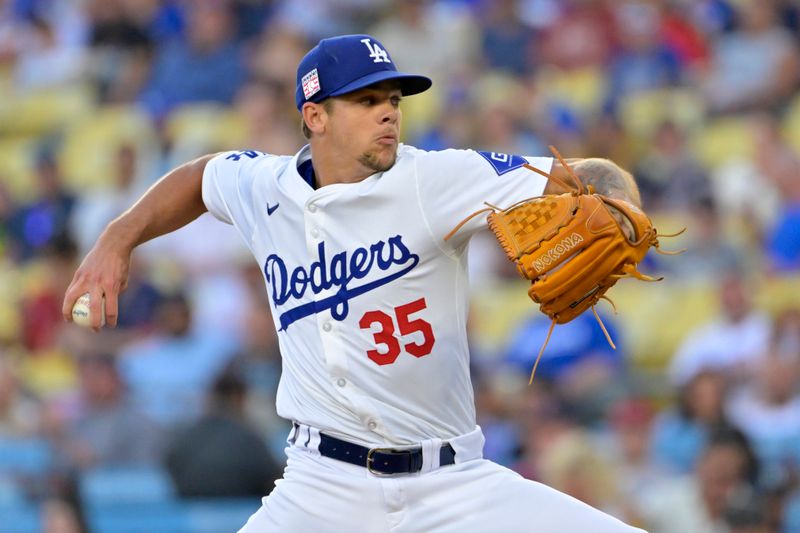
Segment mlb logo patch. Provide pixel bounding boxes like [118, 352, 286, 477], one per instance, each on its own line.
[302, 68, 321, 100]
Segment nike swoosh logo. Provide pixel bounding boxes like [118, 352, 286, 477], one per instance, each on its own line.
[267, 203, 280, 215]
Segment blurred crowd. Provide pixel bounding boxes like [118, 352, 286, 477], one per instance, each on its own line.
[1, 0, 800, 532]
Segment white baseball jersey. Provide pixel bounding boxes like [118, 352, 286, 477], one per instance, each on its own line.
[202, 144, 551, 446]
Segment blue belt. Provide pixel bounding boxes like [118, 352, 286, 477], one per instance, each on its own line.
[317, 433, 456, 475]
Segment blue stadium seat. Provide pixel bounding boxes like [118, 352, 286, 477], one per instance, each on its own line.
[0, 438, 53, 477]
[85, 501, 190, 533]
[79, 465, 177, 505]
[184, 498, 261, 533]
[0, 502, 42, 533]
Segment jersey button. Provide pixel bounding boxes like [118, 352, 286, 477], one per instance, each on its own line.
[336, 378, 346, 387]
[367, 420, 378, 431]
[308, 203, 318, 213]
[310, 228, 320, 238]
[322, 322, 332, 332]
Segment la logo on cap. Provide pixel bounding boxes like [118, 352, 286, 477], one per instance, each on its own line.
[361, 38, 391, 64]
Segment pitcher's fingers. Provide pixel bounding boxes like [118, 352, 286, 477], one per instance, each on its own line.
[62, 282, 85, 321]
[104, 287, 119, 328]
[89, 286, 105, 331]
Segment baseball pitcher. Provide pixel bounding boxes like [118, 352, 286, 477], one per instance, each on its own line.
[64, 35, 651, 532]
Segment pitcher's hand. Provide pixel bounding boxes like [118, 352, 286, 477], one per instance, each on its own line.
[62, 237, 132, 331]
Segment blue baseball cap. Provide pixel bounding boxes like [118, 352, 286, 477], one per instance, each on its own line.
[295, 34, 432, 110]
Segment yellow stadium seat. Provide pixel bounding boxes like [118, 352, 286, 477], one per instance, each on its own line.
[690, 116, 754, 169]
[618, 88, 705, 138]
[0, 138, 40, 203]
[0, 84, 94, 137]
[58, 105, 158, 191]
[0, 261, 23, 343]
[782, 92, 800, 156]
[535, 66, 608, 116]
[610, 280, 717, 371]
[399, 85, 442, 141]
[164, 103, 247, 162]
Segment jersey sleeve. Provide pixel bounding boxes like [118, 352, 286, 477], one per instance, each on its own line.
[202, 150, 268, 249]
[415, 148, 553, 249]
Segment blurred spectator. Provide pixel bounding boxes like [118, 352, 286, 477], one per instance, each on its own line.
[476, 0, 535, 75]
[227, 271, 290, 461]
[754, 115, 800, 272]
[84, 0, 154, 103]
[607, 2, 681, 107]
[247, 26, 309, 96]
[0, 356, 42, 437]
[0, 183, 15, 257]
[537, 423, 623, 517]
[709, 113, 786, 246]
[113, 255, 164, 331]
[725, 309, 800, 489]
[139, 1, 246, 118]
[582, 113, 637, 172]
[702, 0, 799, 113]
[634, 120, 712, 211]
[12, 11, 86, 91]
[6, 152, 76, 262]
[722, 487, 772, 533]
[639, 425, 759, 533]
[687, 0, 736, 38]
[119, 291, 240, 426]
[536, 0, 616, 71]
[20, 236, 78, 352]
[69, 144, 147, 255]
[52, 354, 162, 471]
[470, 74, 545, 155]
[660, 198, 746, 283]
[234, 77, 304, 156]
[598, 398, 671, 524]
[371, 0, 477, 78]
[165, 370, 281, 497]
[503, 309, 624, 423]
[412, 94, 477, 150]
[659, 1, 710, 73]
[473, 368, 526, 468]
[669, 272, 771, 386]
[651, 370, 728, 473]
[41, 496, 84, 533]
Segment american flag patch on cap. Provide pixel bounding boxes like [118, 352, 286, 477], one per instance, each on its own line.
[302, 68, 321, 100]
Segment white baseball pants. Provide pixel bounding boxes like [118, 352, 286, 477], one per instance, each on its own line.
[238, 426, 646, 533]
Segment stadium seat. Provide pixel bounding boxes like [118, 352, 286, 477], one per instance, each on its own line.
[85, 501, 190, 533]
[184, 498, 261, 533]
[782, 92, 800, 156]
[535, 66, 608, 117]
[0, 438, 53, 477]
[0, 138, 40, 203]
[164, 103, 247, 165]
[690, 116, 754, 169]
[58, 105, 159, 191]
[617, 88, 705, 138]
[79, 465, 177, 505]
[0, 84, 94, 137]
[0, 502, 42, 533]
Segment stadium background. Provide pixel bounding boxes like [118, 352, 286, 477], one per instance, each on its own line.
[1, 0, 800, 531]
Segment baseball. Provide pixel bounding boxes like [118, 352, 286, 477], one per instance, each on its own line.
[71, 293, 105, 328]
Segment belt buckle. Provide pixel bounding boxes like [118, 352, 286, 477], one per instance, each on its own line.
[366, 447, 411, 476]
